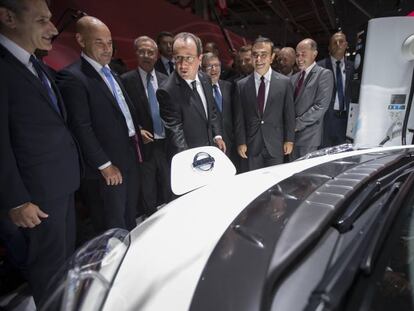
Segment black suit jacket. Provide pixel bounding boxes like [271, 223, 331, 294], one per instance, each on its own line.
[154, 58, 169, 76]
[317, 57, 354, 112]
[156, 71, 223, 155]
[120, 69, 168, 158]
[234, 70, 295, 158]
[56, 58, 143, 179]
[216, 80, 235, 153]
[0, 45, 80, 210]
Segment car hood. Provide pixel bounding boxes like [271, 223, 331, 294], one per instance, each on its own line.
[102, 145, 413, 311]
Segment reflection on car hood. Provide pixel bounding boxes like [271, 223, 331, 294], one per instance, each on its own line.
[102, 145, 414, 311]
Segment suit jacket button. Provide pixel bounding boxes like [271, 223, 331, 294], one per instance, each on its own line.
[261, 120, 264, 124]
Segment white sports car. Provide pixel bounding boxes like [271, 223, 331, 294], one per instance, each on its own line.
[45, 145, 414, 311]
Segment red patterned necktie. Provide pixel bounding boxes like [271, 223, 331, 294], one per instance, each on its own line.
[294, 70, 305, 99]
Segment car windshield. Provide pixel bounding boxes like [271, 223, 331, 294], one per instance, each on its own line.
[42, 228, 130, 311]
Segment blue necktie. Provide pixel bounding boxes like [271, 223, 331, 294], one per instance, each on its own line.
[212, 84, 222, 112]
[146, 73, 164, 137]
[336, 60, 345, 111]
[101, 66, 129, 115]
[30, 55, 60, 115]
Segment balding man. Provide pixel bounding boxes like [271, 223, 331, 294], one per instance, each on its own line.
[277, 47, 298, 77]
[57, 16, 143, 232]
[318, 32, 354, 147]
[156, 32, 225, 155]
[291, 38, 333, 159]
[121, 36, 171, 215]
[0, 0, 80, 304]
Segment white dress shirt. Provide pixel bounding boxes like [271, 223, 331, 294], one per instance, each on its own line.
[185, 75, 208, 117]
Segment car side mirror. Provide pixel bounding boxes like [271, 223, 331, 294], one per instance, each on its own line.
[170, 146, 236, 195]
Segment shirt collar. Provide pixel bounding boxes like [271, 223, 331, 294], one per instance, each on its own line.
[254, 67, 272, 82]
[330, 55, 344, 66]
[81, 52, 108, 73]
[138, 66, 155, 82]
[304, 62, 316, 75]
[185, 74, 200, 88]
[161, 55, 173, 65]
[0, 33, 32, 67]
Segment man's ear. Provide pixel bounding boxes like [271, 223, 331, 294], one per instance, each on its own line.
[75, 33, 85, 48]
[314, 50, 318, 59]
[0, 8, 17, 29]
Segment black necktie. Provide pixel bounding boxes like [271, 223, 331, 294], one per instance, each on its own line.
[191, 80, 207, 117]
[336, 60, 345, 111]
[168, 61, 174, 75]
[30, 55, 60, 115]
[257, 76, 265, 114]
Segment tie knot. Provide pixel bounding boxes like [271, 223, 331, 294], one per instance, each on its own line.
[101, 66, 111, 77]
[147, 73, 153, 82]
[212, 84, 218, 90]
[336, 60, 341, 66]
[260, 76, 265, 82]
[29, 55, 38, 65]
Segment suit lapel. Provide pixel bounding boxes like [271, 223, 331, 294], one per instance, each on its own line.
[246, 74, 259, 116]
[264, 71, 278, 114]
[135, 70, 152, 117]
[296, 66, 316, 102]
[0, 44, 64, 119]
[81, 59, 123, 115]
[176, 73, 207, 121]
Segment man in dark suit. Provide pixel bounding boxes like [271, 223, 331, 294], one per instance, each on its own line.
[154, 31, 175, 76]
[201, 52, 236, 164]
[0, 0, 80, 305]
[156, 32, 226, 155]
[57, 16, 143, 232]
[121, 36, 171, 215]
[291, 38, 334, 159]
[234, 37, 295, 171]
[318, 32, 354, 147]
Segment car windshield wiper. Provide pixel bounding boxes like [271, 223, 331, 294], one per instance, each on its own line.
[334, 160, 414, 233]
[304, 170, 414, 311]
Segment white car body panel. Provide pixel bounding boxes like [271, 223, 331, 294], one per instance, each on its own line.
[102, 145, 413, 311]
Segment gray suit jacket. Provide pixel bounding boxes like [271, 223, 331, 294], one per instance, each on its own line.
[234, 70, 295, 159]
[291, 64, 333, 147]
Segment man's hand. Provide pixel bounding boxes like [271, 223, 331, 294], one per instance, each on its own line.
[215, 138, 226, 153]
[100, 164, 123, 186]
[140, 129, 154, 144]
[238, 144, 248, 158]
[284, 142, 294, 155]
[9, 202, 49, 228]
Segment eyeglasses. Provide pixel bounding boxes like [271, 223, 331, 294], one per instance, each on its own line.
[173, 55, 197, 64]
[252, 52, 270, 59]
[204, 64, 221, 70]
[137, 49, 156, 57]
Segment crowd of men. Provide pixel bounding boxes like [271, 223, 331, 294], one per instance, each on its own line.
[0, 0, 353, 307]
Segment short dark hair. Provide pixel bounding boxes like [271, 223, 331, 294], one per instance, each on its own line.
[156, 31, 174, 45]
[238, 44, 252, 53]
[0, 0, 26, 16]
[253, 36, 274, 51]
[173, 32, 203, 56]
[0, 0, 50, 17]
